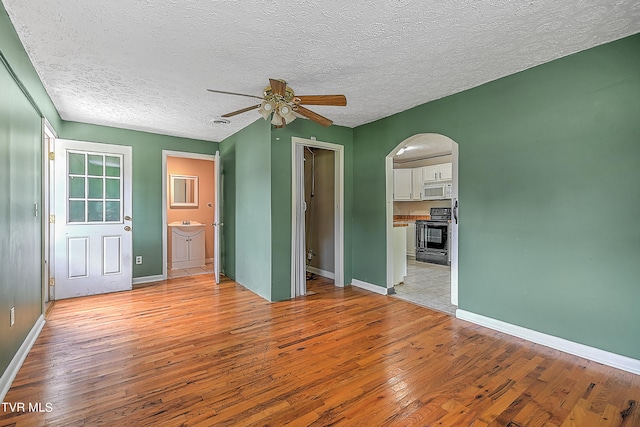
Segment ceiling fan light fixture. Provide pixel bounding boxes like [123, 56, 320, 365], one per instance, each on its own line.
[278, 103, 297, 124]
[258, 100, 275, 120]
[271, 111, 285, 126]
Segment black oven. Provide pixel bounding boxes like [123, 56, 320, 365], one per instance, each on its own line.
[416, 207, 451, 265]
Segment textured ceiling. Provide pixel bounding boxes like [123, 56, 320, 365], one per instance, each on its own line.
[3, 0, 640, 142]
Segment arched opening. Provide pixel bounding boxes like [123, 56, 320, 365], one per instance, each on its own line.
[385, 133, 459, 314]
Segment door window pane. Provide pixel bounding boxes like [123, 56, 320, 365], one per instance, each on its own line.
[69, 201, 86, 223]
[88, 178, 104, 199]
[68, 151, 123, 224]
[88, 155, 104, 176]
[105, 201, 121, 222]
[88, 201, 104, 222]
[105, 178, 120, 199]
[105, 156, 121, 177]
[69, 153, 85, 175]
[69, 177, 85, 198]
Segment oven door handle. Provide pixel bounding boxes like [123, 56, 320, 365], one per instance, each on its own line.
[453, 200, 459, 224]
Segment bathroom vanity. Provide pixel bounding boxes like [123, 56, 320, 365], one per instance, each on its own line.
[168, 222, 206, 269]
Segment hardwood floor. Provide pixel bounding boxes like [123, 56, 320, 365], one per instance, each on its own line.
[1, 275, 639, 426]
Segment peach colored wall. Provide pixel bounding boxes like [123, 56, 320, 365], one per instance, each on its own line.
[167, 156, 215, 260]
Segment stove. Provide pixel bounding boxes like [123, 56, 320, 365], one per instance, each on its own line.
[415, 207, 451, 265]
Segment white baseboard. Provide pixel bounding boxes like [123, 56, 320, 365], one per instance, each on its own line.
[351, 279, 389, 295]
[456, 309, 640, 376]
[0, 315, 46, 401]
[132, 274, 165, 285]
[306, 266, 335, 280]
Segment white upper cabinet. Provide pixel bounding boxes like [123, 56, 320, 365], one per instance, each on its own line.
[393, 169, 412, 201]
[422, 163, 452, 182]
[411, 169, 423, 200]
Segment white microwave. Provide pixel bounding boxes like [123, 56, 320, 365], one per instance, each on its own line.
[422, 182, 452, 200]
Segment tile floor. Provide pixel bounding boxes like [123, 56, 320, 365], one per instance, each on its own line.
[167, 263, 214, 279]
[392, 257, 457, 316]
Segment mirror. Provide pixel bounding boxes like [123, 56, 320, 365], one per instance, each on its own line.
[170, 175, 198, 207]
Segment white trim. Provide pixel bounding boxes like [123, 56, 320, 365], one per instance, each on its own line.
[42, 118, 57, 310]
[162, 150, 216, 282]
[306, 266, 335, 280]
[291, 137, 345, 297]
[351, 279, 389, 295]
[0, 315, 45, 401]
[456, 309, 640, 375]
[132, 275, 165, 285]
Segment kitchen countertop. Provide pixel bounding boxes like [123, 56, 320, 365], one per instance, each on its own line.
[393, 215, 430, 221]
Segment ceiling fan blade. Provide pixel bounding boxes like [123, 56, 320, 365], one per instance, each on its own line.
[295, 95, 347, 106]
[269, 78, 287, 97]
[221, 104, 261, 118]
[295, 105, 333, 127]
[207, 89, 264, 100]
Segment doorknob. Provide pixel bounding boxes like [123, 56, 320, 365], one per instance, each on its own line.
[124, 215, 132, 221]
[124, 226, 132, 231]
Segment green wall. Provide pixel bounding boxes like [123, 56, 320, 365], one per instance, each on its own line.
[353, 34, 640, 359]
[220, 119, 273, 300]
[0, 57, 42, 382]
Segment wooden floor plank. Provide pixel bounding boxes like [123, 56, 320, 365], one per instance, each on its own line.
[1, 274, 639, 426]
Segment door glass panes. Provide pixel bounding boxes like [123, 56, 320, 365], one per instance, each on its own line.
[67, 151, 123, 223]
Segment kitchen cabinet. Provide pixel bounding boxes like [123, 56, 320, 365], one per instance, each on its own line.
[411, 169, 423, 200]
[169, 224, 206, 269]
[394, 168, 425, 201]
[393, 169, 412, 201]
[422, 162, 452, 183]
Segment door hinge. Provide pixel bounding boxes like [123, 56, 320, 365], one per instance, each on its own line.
[49, 278, 55, 287]
[49, 215, 55, 224]
[48, 152, 55, 160]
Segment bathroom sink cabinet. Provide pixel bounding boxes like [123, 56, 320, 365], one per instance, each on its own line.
[168, 225, 206, 269]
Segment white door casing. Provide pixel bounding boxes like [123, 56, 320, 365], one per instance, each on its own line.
[54, 139, 132, 299]
[291, 137, 345, 298]
[214, 150, 221, 284]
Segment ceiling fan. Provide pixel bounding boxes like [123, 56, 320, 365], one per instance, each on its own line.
[207, 79, 347, 128]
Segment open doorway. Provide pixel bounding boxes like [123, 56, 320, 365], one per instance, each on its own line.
[162, 151, 217, 280]
[304, 146, 335, 281]
[385, 134, 459, 315]
[291, 137, 344, 297]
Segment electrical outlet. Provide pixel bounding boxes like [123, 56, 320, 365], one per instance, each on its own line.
[135, 256, 143, 265]
[10, 307, 15, 326]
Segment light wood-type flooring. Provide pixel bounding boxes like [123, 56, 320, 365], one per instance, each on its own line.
[1, 275, 639, 426]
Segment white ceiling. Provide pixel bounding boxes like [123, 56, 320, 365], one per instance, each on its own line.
[393, 134, 453, 163]
[3, 1, 639, 142]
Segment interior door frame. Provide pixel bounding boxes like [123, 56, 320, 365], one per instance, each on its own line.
[385, 133, 459, 303]
[161, 150, 217, 280]
[42, 118, 57, 312]
[291, 137, 344, 297]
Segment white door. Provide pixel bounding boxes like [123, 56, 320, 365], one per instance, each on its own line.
[213, 151, 221, 284]
[54, 139, 133, 299]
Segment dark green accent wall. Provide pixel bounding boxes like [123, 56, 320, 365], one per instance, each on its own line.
[270, 120, 354, 301]
[0, 58, 42, 380]
[60, 122, 218, 278]
[353, 34, 640, 359]
[220, 119, 273, 300]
